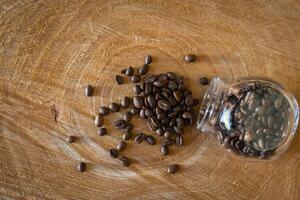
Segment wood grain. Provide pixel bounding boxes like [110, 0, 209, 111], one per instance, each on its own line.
[0, 0, 299, 199]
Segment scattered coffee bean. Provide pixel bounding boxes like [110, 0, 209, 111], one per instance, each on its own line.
[175, 135, 183, 146]
[131, 75, 141, 83]
[122, 132, 132, 141]
[167, 164, 180, 174]
[139, 64, 149, 75]
[199, 77, 209, 85]
[184, 54, 196, 63]
[145, 135, 156, 145]
[77, 161, 86, 172]
[182, 112, 194, 119]
[133, 96, 144, 108]
[164, 131, 173, 139]
[109, 103, 120, 112]
[116, 141, 127, 151]
[144, 55, 152, 65]
[121, 96, 131, 108]
[161, 145, 169, 156]
[135, 133, 145, 144]
[156, 128, 164, 136]
[119, 156, 131, 167]
[109, 149, 119, 159]
[133, 85, 142, 95]
[99, 106, 110, 115]
[98, 127, 107, 136]
[84, 85, 94, 97]
[95, 114, 104, 127]
[66, 135, 76, 143]
[130, 107, 140, 115]
[125, 66, 134, 76]
[123, 111, 133, 122]
[115, 75, 124, 85]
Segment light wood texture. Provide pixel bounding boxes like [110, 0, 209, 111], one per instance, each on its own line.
[0, 0, 299, 199]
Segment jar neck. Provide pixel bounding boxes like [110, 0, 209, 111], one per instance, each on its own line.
[197, 77, 227, 132]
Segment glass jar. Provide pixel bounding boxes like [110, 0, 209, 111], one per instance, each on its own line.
[197, 77, 299, 160]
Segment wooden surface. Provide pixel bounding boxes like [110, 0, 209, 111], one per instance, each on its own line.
[0, 0, 299, 199]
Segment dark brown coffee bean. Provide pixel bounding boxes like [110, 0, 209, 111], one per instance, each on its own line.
[157, 112, 166, 120]
[173, 105, 182, 112]
[109, 103, 120, 112]
[124, 123, 133, 132]
[161, 117, 170, 125]
[158, 100, 171, 110]
[155, 93, 163, 101]
[122, 132, 132, 141]
[164, 131, 173, 139]
[174, 126, 183, 135]
[135, 133, 145, 144]
[156, 128, 164, 136]
[66, 135, 76, 143]
[140, 109, 147, 118]
[156, 107, 163, 115]
[168, 111, 178, 118]
[162, 87, 172, 94]
[99, 106, 110, 115]
[116, 141, 126, 151]
[166, 72, 176, 80]
[147, 95, 156, 107]
[144, 82, 152, 95]
[114, 119, 127, 128]
[133, 96, 144, 109]
[133, 85, 142, 95]
[121, 68, 126, 74]
[173, 90, 182, 102]
[154, 79, 169, 87]
[130, 107, 140, 115]
[146, 135, 156, 145]
[115, 75, 123, 85]
[144, 74, 157, 83]
[131, 74, 141, 83]
[119, 156, 131, 167]
[185, 95, 193, 106]
[161, 145, 169, 156]
[125, 66, 134, 76]
[176, 75, 185, 85]
[123, 111, 133, 122]
[84, 85, 94, 97]
[121, 96, 131, 108]
[182, 112, 194, 119]
[184, 54, 196, 63]
[168, 164, 180, 174]
[109, 149, 119, 159]
[184, 89, 192, 97]
[98, 128, 107, 136]
[161, 92, 169, 99]
[151, 117, 161, 127]
[144, 55, 152, 65]
[153, 86, 159, 94]
[168, 96, 177, 106]
[175, 135, 183, 146]
[186, 106, 193, 112]
[144, 97, 150, 107]
[95, 114, 104, 127]
[176, 117, 184, 129]
[199, 77, 209, 85]
[148, 120, 156, 131]
[235, 140, 245, 150]
[145, 109, 154, 117]
[193, 98, 200, 106]
[162, 126, 170, 131]
[139, 64, 149, 75]
[169, 118, 176, 127]
[162, 138, 175, 146]
[168, 81, 178, 91]
[77, 161, 86, 172]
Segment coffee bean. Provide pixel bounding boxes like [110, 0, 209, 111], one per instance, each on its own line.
[255, 106, 266, 115]
[161, 145, 169, 156]
[95, 114, 104, 127]
[145, 83, 152, 95]
[173, 90, 182, 102]
[122, 132, 132, 141]
[123, 111, 133, 122]
[84, 85, 94, 97]
[130, 107, 140, 115]
[146, 135, 156, 145]
[148, 120, 156, 131]
[139, 64, 150, 75]
[173, 105, 182, 112]
[174, 126, 183, 135]
[166, 72, 176, 80]
[151, 117, 162, 128]
[169, 118, 176, 127]
[147, 95, 156, 107]
[125, 66, 134, 76]
[154, 79, 169, 87]
[144, 55, 152, 65]
[183, 89, 192, 97]
[156, 128, 164, 136]
[199, 77, 209, 85]
[131, 74, 141, 83]
[184, 54, 196, 63]
[158, 100, 171, 110]
[162, 138, 175, 146]
[98, 128, 107, 136]
[182, 112, 194, 119]
[161, 91, 169, 99]
[135, 133, 145, 144]
[109, 149, 119, 159]
[144, 74, 157, 83]
[167, 81, 178, 91]
[133, 85, 142, 95]
[77, 161, 86, 172]
[175, 135, 183, 146]
[167, 164, 180, 174]
[115, 75, 124, 85]
[176, 117, 184, 129]
[116, 141, 127, 151]
[145, 109, 154, 117]
[121, 96, 131, 108]
[186, 106, 193, 112]
[109, 103, 120, 112]
[155, 93, 163, 101]
[124, 123, 133, 132]
[133, 96, 144, 109]
[161, 117, 170, 125]
[185, 95, 193, 106]
[99, 106, 110, 115]
[119, 156, 131, 167]
[267, 115, 275, 129]
[114, 119, 127, 129]
[66, 135, 76, 143]
[164, 131, 173, 139]
[140, 109, 147, 118]
[168, 96, 177, 106]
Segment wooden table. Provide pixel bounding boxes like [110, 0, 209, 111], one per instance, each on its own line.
[0, 0, 299, 199]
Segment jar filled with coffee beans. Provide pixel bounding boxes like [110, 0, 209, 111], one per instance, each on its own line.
[197, 77, 299, 160]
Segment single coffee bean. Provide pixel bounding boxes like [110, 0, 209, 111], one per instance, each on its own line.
[98, 127, 107, 136]
[164, 131, 173, 139]
[144, 82, 152, 95]
[166, 72, 176, 80]
[125, 66, 134, 76]
[168, 111, 178, 118]
[99, 106, 110, 115]
[182, 112, 194, 119]
[66, 135, 76, 143]
[123, 111, 133, 122]
[77, 161, 86, 172]
[185, 95, 193, 106]
[139, 64, 150, 75]
[161, 117, 170, 125]
[122, 132, 132, 141]
[161, 91, 169, 99]
[116, 141, 126, 151]
[119, 156, 131, 167]
[115, 75, 124, 85]
[109, 103, 120, 112]
[147, 95, 156, 107]
[109, 149, 119, 159]
[148, 120, 156, 131]
[158, 100, 171, 110]
[169, 118, 176, 127]
[155, 93, 163, 101]
[133, 96, 144, 109]
[173, 105, 182, 112]
[144, 55, 152, 65]
[95, 114, 104, 127]
[135, 133, 145, 144]
[140, 109, 147, 118]
[151, 117, 162, 128]
[176, 117, 184, 129]
[168, 164, 180, 174]
[131, 74, 141, 83]
[162, 87, 172, 94]
[146, 135, 156, 145]
[121, 96, 131, 108]
[173, 90, 182, 102]
[174, 126, 183, 135]
[144, 74, 157, 83]
[183, 89, 192, 97]
[168, 81, 178, 91]
[199, 77, 209, 85]
[153, 86, 159, 94]
[133, 85, 142, 95]
[84, 85, 94, 97]
[144, 96, 150, 107]
[154, 79, 169, 87]
[267, 115, 275, 129]
[186, 106, 193, 112]
[156, 128, 164, 136]
[162, 138, 175, 146]
[175, 135, 183, 146]
[161, 145, 169, 156]
[124, 123, 133, 132]
[130, 107, 140, 115]
[168, 96, 177, 106]
[145, 109, 154, 117]
[114, 119, 127, 129]
[274, 97, 283, 109]
[184, 54, 196, 63]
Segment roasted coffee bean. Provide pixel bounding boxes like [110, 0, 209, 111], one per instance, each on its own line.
[146, 135, 156, 145]
[162, 126, 170, 131]
[145, 109, 154, 117]
[267, 116, 275, 129]
[153, 86, 159, 94]
[184, 54, 196, 63]
[77, 161, 86, 172]
[133, 96, 144, 108]
[116, 141, 126, 151]
[158, 74, 168, 81]
[84, 85, 94, 97]
[168, 164, 180, 174]
[173, 105, 182, 112]
[175, 135, 183, 146]
[131, 74, 141, 83]
[99, 106, 110, 115]
[144, 74, 157, 83]
[176, 76, 185, 85]
[151, 117, 162, 127]
[161, 92, 169, 99]
[166, 72, 176, 80]
[121, 96, 131, 108]
[122, 132, 132, 141]
[157, 112, 166, 120]
[130, 107, 140, 115]
[125, 66, 134, 76]
[158, 100, 171, 110]
[162, 138, 175, 146]
[154, 79, 169, 87]
[183, 89, 192, 97]
[145, 83, 152, 95]
[124, 123, 134, 132]
[144, 97, 150, 107]
[173, 90, 182, 102]
[98, 128, 107, 136]
[139, 64, 149, 75]
[144, 55, 152, 65]
[155, 93, 163, 101]
[123, 111, 133, 122]
[119, 156, 131, 167]
[161, 117, 170, 125]
[156, 128, 164, 136]
[174, 126, 183, 135]
[135, 133, 145, 144]
[95, 114, 104, 127]
[114, 119, 127, 128]
[168, 111, 178, 118]
[66, 135, 76, 143]
[164, 131, 173, 139]
[169, 118, 176, 127]
[235, 140, 244, 150]
[161, 145, 169, 156]
[176, 117, 184, 129]
[168, 96, 177, 106]
[186, 106, 193, 112]
[109, 149, 119, 159]
[168, 81, 178, 91]
[147, 95, 156, 107]
[115, 75, 124, 85]
[133, 85, 142, 95]
[148, 120, 156, 131]
[140, 109, 147, 118]
[178, 84, 186, 92]
[109, 103, 120, 112]
[185, 95, 193, 106]
[199, 77, 209, 85]
[182, 112, 194, 119]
